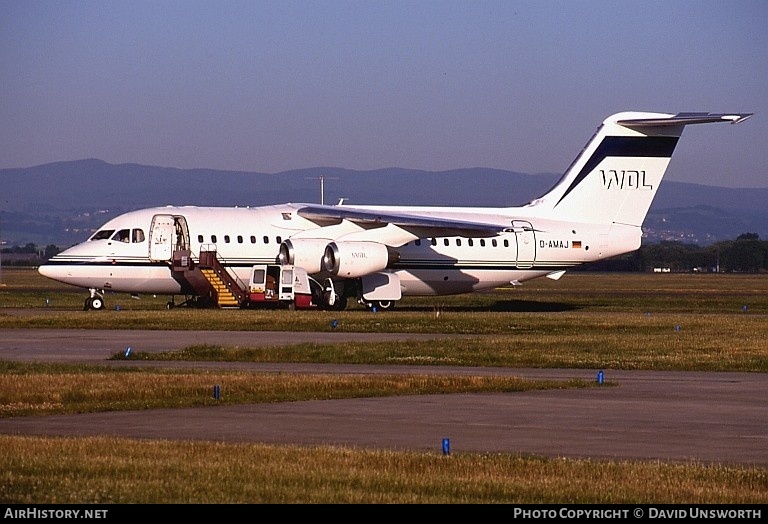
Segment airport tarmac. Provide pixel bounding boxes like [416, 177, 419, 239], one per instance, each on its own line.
[1, 328, 766, 467]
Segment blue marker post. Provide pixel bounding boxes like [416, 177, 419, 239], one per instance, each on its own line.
[213, 384, 220, 401]
[442, 437, 451, 456]
[124, 346, 132, 358]
[597, 370, 604, 385]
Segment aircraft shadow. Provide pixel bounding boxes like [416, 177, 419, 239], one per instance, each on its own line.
[396, 300, 578, 313]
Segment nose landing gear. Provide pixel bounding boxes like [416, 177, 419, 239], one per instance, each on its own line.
[84, 289, 105, 310]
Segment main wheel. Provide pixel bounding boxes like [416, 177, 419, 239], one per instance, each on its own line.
[331, 295, 347, 311]
[366, 300, 394, 311]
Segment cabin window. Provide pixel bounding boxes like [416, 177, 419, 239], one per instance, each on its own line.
[503, 239, 509, 248]
[224, 235, 230, 243]
[431, 238, 437, 246]
[263, 236, 269, 244]
[276, 236, 282, 244]
[443, 239, 449, 246]
[237, 235, 243, 244]
[480, 239, 486, 247]
[492, 239, 497, 247]
[456, 239, 462, 246]
[91, 230, 114, 241]
[415, 239, 421, 246]
[211, 235, 217, 243]
[198, 235, 204, 243]
[132, 229, 145, 243]
[250, 236, 256, 244]
[468, 239, 474, 247]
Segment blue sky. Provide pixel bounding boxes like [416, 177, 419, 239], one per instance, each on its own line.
[2, 0, 766, 187]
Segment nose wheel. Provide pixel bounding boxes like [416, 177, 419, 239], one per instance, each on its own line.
[84, 290, 105, 310]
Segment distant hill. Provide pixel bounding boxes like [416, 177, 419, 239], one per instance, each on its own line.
[1, 159, 767, 247]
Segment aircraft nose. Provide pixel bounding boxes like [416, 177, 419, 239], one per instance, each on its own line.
[38, 261, 73, 284]
[38, 263, 60, 280]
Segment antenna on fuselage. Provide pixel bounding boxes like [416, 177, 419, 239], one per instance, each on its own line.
[305, 176, 339, 205]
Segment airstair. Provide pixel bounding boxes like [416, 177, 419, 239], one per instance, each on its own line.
[171, 247, 247, 308]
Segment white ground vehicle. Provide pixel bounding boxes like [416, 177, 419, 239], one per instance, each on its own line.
[246, 264, 323, 310]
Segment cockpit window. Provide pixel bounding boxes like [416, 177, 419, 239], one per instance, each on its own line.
[132, 229, 145, 243]
[90, 230, 114, 241]
[112, 229, 131, 243]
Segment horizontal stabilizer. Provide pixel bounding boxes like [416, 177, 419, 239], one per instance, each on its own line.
[617, 112, 753, 127]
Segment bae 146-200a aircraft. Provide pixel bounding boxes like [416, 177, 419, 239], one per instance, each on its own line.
[39, 111, 753, 311]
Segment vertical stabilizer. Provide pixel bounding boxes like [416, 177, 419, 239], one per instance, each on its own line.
[525, 112, 752, 227]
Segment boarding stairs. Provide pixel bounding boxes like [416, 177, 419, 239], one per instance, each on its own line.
[171, 247, 247, 308]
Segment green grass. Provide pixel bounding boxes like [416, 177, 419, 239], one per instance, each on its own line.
[118, 312, 767, 371]
[0, 361, 592, 417]
[3, 436, 766, 504]
[1, 268, 768, 503]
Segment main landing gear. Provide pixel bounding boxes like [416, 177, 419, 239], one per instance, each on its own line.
[321, 279, 348, 311]
[363, 300, 395, 311]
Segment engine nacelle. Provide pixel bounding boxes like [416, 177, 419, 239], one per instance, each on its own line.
[323, 241, 399, 278]
[278, 238, 330, 274]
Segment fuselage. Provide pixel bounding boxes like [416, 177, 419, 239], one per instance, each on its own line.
[38, 203, 634, 298]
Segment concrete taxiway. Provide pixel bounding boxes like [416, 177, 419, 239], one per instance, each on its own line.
[1, 329, 766, 466]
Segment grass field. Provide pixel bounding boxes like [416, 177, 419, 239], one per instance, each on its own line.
[1, 268, 767, 503]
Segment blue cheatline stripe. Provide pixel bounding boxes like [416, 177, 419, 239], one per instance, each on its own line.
[42, 258, 576, 273]
[555, 135, 679, 207]
[42, 259, 163, 268]
[391, 262, 576, 271]
[41, 258, 276, 269]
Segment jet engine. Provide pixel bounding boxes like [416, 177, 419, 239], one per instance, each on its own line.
[323, 241, 400, 278]
[278, 238, 330, 274]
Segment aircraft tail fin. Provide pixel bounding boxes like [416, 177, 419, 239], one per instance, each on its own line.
[525, 112, 752, 227]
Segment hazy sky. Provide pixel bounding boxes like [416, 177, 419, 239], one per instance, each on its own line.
[2, 0, 766, 187]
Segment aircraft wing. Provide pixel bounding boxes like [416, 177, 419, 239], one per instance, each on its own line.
[296, 204, 506, 238]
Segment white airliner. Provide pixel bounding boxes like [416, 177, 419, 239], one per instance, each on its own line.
[39, 111, 752, 311]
